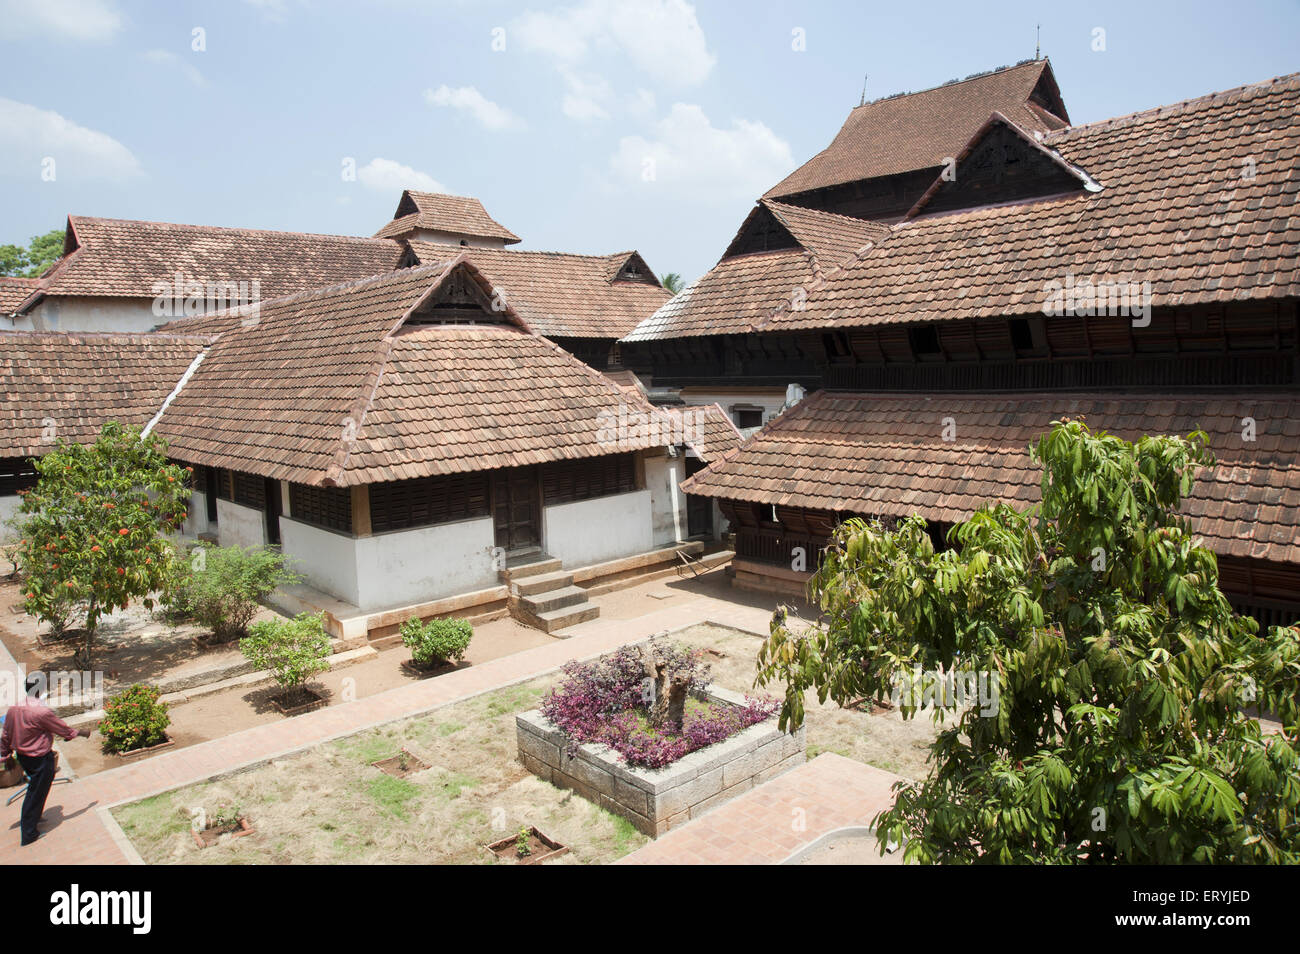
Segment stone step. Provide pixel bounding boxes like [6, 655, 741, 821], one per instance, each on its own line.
[528, 601, 600, 634]
[512, 569, 575, 596]
[519, 585, 588, 615]
[499, 555, 562, 583]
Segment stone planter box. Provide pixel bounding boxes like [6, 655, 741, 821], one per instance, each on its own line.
[516, 685, 805, 837]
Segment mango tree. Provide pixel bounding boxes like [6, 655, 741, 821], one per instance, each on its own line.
[757, 420, 1300, 863]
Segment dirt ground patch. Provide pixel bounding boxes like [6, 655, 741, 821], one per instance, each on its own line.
[0, 577, 280, 693]
[111, 676, 648, 865]
[675, 622, 950, 781]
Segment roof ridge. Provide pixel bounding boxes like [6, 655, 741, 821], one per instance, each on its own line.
[69, 214, 405, 246]
[1046, 70, 1300, 141]
[855, 58, 1045, 109]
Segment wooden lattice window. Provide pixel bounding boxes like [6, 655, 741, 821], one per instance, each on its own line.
[232, 471, 266, 509]
[289, 484, 353, 534]
[0, 457, 38, 496]
[541, 454, 635, 505]
[369, 472, 490, 534]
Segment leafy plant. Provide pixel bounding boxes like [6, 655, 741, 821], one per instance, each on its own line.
[515, 827, 532, 857]
[540, 639, 776, 768]
[239, 612, 331, 692]
[15, 422, 191, 666]
[400, 617, 472, 668]
[99, 683, 171, 754]
[184, 544, 300, 643]
[757, 419, 1300, 864]
[210, 802, 242, 831]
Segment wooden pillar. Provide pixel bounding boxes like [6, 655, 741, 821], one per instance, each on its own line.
[351, 485, 371, 537]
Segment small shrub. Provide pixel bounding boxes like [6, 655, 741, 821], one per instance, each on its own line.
[239, 612, 331, 692]
[186, 545, 300, 643]
[100, 684, 171, 754]
[400, 617, 472, 668]
[157, 542, 199, 621]
[516, 827, 532, 858]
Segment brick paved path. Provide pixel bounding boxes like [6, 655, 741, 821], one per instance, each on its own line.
[616, 753, 905, 865]
[1, 585, 778, 865]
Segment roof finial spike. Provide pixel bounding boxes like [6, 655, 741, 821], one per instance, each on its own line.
[859, 73, 868, 107]
[1035, 23, 1041, 60]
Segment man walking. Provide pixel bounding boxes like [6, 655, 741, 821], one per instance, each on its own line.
[1, 673, 90, 846]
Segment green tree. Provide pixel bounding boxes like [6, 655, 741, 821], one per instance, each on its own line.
[0, 228, 64, 277]
[15, 423, 192, 667]
[661, 272, 685, 295]
[757, 420, 1300, 864]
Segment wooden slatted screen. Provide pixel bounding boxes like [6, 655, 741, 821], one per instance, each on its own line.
[540, 454, 635, 505]
[369, 472, 489, 534]
[289, 484, 353, 533]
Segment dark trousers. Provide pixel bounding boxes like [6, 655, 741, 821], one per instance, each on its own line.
[16, 751, 55, 846]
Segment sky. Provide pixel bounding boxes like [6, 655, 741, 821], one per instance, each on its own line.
[1, 0, 1298, 283]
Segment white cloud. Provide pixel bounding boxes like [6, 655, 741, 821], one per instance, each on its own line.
[513, 0, 715, 89]
[142, 50, 208, 87]
[610, 103, 794, 199]
[0, 0, 123, 42]
[357, 158, 449, 195]
[423, 85, 524, 131]
[557, 68, 656, 123]
[0, 98, 141, 181]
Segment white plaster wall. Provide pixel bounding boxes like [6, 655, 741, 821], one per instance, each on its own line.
[0, 496, 21, 542]
[645, 454, 687, 547]
[216, 499, 266, 549]
[409, 228, 508, 250]
[280, 518, 361, 607]
[16, 296, 159, 333]
[355, 515, 497, 611]
[181, 490, 212, 538]
[678, 388, 788, 427]
[543, 490, 653, 567]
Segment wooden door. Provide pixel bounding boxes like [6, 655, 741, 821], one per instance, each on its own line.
[491, 467, 540, 553]
[685, 457, 713, 538]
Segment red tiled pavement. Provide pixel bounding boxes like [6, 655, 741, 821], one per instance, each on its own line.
[615, 753, 906, 865]
[1, 581, 778, 865]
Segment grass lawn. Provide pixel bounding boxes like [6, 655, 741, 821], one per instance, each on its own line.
[111, 676, 648, 865]
[111, 620, 946, 864]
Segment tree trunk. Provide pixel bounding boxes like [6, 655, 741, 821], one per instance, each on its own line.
[77, 597, 97, 670]
[642, 644, 690, 732]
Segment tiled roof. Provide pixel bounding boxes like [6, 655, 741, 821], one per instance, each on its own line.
[766, 72, 1300, 332]
[681, 390, 1300, 565]
[765, 59, 1067, 199]
[671, 403, 744, 462]
[374, 191, 521, 244]
[764, 201, 892, 269]
[0, 277, 39, 315]
[623, 201, 887, 342]
[19, 216, 405, 307]
[151, 258, 664, 486]
[405, 243, 671, 339]
[623, 249, 816, 341]
[0, 332, 210, 457]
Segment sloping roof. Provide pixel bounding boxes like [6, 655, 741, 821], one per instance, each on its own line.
[0, 332, 210, 456]
[404, 243, 671, 339]
[17, 216, 405, 308]
[766, 59, 1068, 199]
[374, 191, 521, 244]
[151, 258, 664, 486]
[623, 202, 889, 342]
[671, 403, 744, 462]
[765, 201, 892, 267]
[764, 72, 1300, 332]
[681, 390, 1300, 565]
[0, 277, 39, 315]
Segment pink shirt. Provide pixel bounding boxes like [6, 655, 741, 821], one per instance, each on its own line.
[1, 701, 77, 759]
